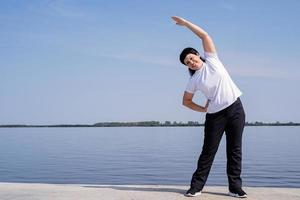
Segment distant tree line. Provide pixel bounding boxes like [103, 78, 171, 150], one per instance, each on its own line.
[245, 121, 300, 126]
[0, 121, 299, 128]
[93, 121, 161, 127]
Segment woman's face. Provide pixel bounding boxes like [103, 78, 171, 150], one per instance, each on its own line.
[184, 53, 203, 70]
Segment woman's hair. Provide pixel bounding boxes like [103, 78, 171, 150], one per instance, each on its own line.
[179, 47, 205, 76]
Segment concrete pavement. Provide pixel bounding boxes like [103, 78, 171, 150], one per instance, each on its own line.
[0, 182, 299, 200]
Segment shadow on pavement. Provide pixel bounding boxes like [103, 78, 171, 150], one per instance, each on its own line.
[82, 185, 229, 197]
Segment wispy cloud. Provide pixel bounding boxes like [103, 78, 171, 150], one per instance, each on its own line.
[228, 64, 300, 80]
[97, 51, 300, 80]
[223, 52, 300, 80]
[30, 0, 86, 19]
[86, 50, 179, 68]
[48, 0, 84, 18]
[218, 1, 237, 11]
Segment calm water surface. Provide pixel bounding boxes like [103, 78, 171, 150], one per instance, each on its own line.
[0, 127, 299, 187]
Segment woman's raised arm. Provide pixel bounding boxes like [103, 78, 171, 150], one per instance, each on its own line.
[171, 16, 216, 54]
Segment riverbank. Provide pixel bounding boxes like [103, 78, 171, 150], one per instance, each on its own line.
[0, 182, 299, 200]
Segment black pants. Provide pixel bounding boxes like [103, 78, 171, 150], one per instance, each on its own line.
[190, 97, 245, 191]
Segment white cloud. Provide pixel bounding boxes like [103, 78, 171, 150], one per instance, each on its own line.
[228, 64, 300, 80]
[219, 51, 300, 80]
[30, 0, 86, 19]
[219, 1, 237, 11]
[98, 51, 300, 80]
[95, 51, 179, 68]
[49, 0, 81, 18]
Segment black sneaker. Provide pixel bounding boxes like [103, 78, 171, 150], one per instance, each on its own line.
[228, 188, 247, 198]
[185, 188, 202, 197]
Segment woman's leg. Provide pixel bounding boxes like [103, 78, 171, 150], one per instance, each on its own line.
[225, 99, 245, 191]
[190, 112, 227, 191]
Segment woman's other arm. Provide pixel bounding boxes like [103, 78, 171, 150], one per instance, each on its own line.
[182, 92, 209, 112]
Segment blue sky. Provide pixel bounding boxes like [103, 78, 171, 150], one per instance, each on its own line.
[1, 0, 300, 125]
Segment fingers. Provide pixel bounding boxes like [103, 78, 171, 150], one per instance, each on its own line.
[171, 16, 186, 26]
[171, 16, 180, 22]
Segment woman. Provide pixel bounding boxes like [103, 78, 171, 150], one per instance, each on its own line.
[171, 16, 247, 198]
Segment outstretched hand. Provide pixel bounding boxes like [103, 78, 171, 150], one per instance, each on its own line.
[171, 16, 187, 26]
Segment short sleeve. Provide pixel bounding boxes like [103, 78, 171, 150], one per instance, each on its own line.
[185, 78, 196, 94]
[204, 52, 224, 70]
[204, 52, 219, 60]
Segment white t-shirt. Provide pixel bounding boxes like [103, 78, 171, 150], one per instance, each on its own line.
[185, 52, 242, 113]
